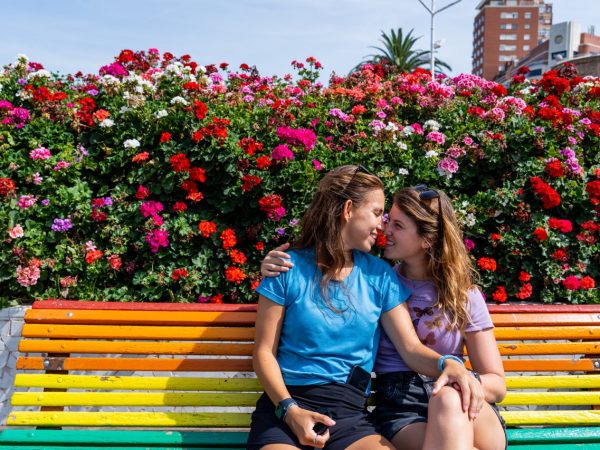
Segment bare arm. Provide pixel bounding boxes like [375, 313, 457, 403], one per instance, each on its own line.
[464, 329, 507, 403]
[253, 295, 335, 447]
[381, 303, 484, 419]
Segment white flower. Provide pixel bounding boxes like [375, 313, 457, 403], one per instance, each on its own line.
[119, 106, 131, 114]
[385, 122, 399, 132]
[401, 126, 414, 136]
[99, 119, 114, 128]
[397, 142, 407, 150]
[155, 110, 168, 119]
[425, 150, 438, 159]
[17, 54, 29, 62]
[102, 75, 120, 86]
[424, 119, 441, 131]
[27, 69, 51, 80]
[123, 139, 140, 149]
[170, 96, 189, 106]
[465, 213, 476, 228]
[398, 168, 409, 175]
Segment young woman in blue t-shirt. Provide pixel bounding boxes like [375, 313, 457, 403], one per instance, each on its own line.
[248, 166, 482, 450]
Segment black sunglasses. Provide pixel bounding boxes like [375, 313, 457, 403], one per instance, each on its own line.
[414, 184, 444, 255]
[340, 165, 375, 199]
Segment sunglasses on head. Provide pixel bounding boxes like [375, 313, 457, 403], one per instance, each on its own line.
[340, 165, 375, 199]
[414, 184, 444, 255]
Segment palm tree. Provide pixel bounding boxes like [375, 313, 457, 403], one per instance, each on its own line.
[353, 28, 451, 75]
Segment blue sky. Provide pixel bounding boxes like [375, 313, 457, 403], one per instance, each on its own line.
[2, 0, 599, 79]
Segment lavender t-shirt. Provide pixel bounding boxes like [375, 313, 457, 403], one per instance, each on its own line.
[374, 265, 493, 373]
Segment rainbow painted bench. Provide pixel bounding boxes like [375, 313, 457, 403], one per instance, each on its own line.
[1, 300, 600, 449]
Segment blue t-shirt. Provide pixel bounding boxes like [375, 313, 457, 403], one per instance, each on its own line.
[256, 247, 410, 387]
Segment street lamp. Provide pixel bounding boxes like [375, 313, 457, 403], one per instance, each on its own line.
[417, 0, 462, 75]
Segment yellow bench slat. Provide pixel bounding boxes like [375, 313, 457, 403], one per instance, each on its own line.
[500, 410, 600, 426]
[500, 391, 600, 406]
[11, 392, 261, 407]
[505, 375, 600, 389]
[14, 374, 262, 391]
[6, 411, 251, 427]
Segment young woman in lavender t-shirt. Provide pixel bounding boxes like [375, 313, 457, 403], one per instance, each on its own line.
[262, 186, 506, 450]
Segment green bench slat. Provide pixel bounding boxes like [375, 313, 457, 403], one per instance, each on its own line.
[507, 427, 600, 443]
[0, 430, 248, 446]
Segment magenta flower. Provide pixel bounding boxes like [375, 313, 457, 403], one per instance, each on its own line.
[426, 131, 446, 145]
[18, 195, 37, 209]
[145, 229, 169, 253]
[271, 144, 294, 161]
[29, 147, 52, 160]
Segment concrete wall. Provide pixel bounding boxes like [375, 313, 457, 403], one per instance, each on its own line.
[0, 306, 27, 425]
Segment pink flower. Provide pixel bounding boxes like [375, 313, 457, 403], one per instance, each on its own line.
[464, 238, 475, 252]
[312, 159, 322, 170]
[271, 144, 294, 161]
[145, 229, 169, 253]
[437, 157, 459, 177]
[8, 224, 24, 239]
[53, 160, 71, 171]
[18, 195, 37, 209]
[426, 131, 446, 145]
[29, 147, 52, 160]
[16, 261, 41, 287]
[140, 201, 164, 218]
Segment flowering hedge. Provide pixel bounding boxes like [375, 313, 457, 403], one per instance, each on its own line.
[0, 50, 598, 307]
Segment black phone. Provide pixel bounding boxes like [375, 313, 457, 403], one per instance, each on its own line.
[347, 365, 371, 393]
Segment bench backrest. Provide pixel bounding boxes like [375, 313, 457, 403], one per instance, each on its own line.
[6, 300, 600, 429]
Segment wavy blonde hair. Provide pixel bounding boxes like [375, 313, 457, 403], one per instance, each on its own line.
[294, 165, 384, 311]
[392, 188, 479, 330]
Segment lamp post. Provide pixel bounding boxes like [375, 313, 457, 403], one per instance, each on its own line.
[417, 0, 462, 75]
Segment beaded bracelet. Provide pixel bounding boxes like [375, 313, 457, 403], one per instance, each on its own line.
[438, 354, 465, 372]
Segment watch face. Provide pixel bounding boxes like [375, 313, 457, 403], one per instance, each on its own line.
[554, 35, 563, 44]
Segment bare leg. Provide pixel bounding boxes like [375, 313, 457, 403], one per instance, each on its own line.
[391, 422, 427, 450]
[422, 386, 472, 450]
[473, 403, 506, 450]
[345, 434, 396, 450]
[261, 445, 300, 449]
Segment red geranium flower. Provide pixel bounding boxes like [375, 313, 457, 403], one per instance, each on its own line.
[562, 275, 580, 290]
[515, 283, 533, 300]
[189, 167, 206, 183]
[551, 248, 568, 262]
[173, 202, 187, 212]
[160, 132, 172, 143]
[0, 178, 16, 196]
[220, 228, 237, 249]
[530, 177, 561, 209]
[211, 294, 224, 304]
[170, 153, 190, 172]
[545, 159, 565, 178]
[548, 218, 573, 233]
[256, 155, 272, 170]
[132, 152, 150, 163]
[477, 257, 497, 272]
[171, 268, 189, 281]
[241, 174, 261, 192]
[85, 249, 104, 264]
[492, 286, 507, 303]
[581, 276, 596, 289]
[519, 271, 531, 282]
[198, 220, 217, 238]
[586, 180, 600, 204]
[135, 185, 150, 200]
[193, 100, 208, 120]
[225, 266, 246, 284]
[229, 249, 247, 265]
[533, 227, 548, 241]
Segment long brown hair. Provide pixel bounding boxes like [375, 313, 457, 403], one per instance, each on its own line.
[294, 165, 384, 309]
[392, 188, 479, 330]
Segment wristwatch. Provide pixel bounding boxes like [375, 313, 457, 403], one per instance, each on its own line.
[275, 398, 298, 421]
[471, 370, 482, 383]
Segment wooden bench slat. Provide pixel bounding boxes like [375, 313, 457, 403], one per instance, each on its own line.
[11, 392, 261, 407]
[497, 342, 600, 355]
[501, 410, 600, 426]
[16, 357, 254, 372]
[473, 358, 600, 372]
[21, 324, 255, 340]
[8, 410, 600, 427]
[18, 339, 254, 355]
[501, 392, 600, 406]
[6, 411, 252, 427]
[507, 427, 600, 443]
[505, 375, 600, 389]
[494, 327, 600, 340]
[32, 299, 258, 312]
[0, 429, 249, 445]
[14, 374, 262, 391]
[24, 309, 257, 326]
[491, 313, 600, 326]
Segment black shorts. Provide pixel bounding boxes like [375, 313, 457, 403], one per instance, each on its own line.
[247, 383, 382, 450]
[371, 371, 507, 449]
